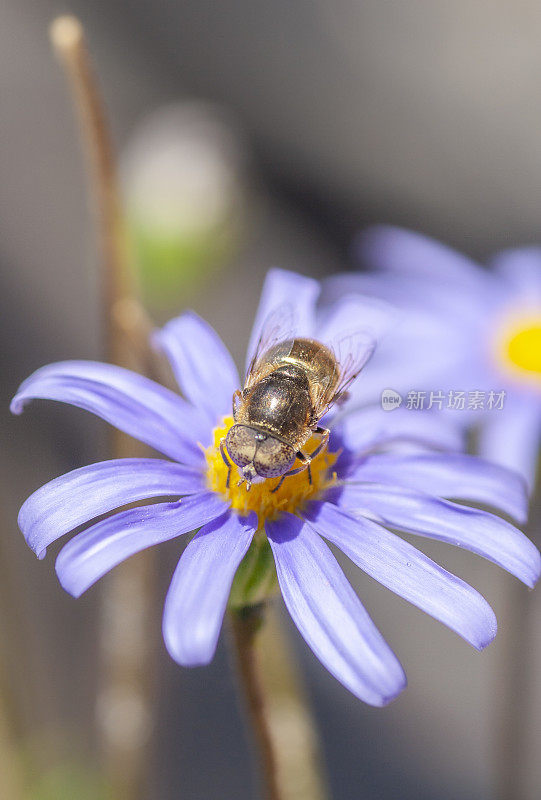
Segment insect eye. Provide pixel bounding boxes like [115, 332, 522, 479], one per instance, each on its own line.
[253, 437, 296, 478]
[225, 425, 257, 468]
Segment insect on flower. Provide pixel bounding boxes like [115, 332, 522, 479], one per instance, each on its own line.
[10, 269, 541, 706]
[222, 306, 374, 491]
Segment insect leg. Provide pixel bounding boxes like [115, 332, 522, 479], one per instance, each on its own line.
[270, 452, 310, 493]
[219, 438, 232, 489]
[271, 474, 287, 493]
[232, 389, 242, 417]
[295, 451, 313, 486]
[270, 426, 331, 494]
[307, 426, 330, 460]
[290, 450, 310, 474]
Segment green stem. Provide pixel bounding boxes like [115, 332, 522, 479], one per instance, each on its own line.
[256, 606, 329, 800]
[229, 603, 329, 800]
[229, 606, 282, 800]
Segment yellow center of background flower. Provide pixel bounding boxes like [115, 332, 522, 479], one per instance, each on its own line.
[498, 315, 541, 381]
[506, 324, 541, 374]
[205, 415, 338, 526]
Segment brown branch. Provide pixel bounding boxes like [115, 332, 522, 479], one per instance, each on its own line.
[49, 18, 154, 800]
[50, 16, 132, 365]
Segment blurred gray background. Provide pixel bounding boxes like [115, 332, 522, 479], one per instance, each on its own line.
[2, 1, 541, 798]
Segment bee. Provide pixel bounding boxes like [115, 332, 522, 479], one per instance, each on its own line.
[220, 307, 375, 491]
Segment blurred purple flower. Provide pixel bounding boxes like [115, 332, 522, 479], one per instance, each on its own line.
[330, 226, 541, 489]
[11, 269, 539, 706]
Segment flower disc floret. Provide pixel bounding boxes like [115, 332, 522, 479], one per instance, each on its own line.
[498, 316, 541, 378]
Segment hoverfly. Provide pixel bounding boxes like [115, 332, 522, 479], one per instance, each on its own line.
[220, 306, 375, 491]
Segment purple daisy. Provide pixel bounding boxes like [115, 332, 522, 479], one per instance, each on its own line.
[11, 269, 540, 706]
[328, 225, 541, 490]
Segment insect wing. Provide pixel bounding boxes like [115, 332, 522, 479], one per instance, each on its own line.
[244, 304, 296, 388]
[333, 329, 376, 396]
[314, 329, 376, 416]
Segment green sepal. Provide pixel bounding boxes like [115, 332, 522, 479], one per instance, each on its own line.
[228, 529, 278, 610]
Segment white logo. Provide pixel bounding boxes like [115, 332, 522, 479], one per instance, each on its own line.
[381, 388, 403, 411]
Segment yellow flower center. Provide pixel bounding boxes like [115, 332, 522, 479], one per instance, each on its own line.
[506, 325, 541, 374]
[205, 416, 338, 526]
[497, 314, 541, 383]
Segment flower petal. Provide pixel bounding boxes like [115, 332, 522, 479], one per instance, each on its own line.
[355, 225, 495, 293]
[245, 269, 320, 372]
[56, 492, 228, 597]
[11, 361, 210, 464]
[490, 247, 541, 305]
[478, 396, 541, 493]
[332, 483, 541, 588]
[19, 458, 205, 558]
[329, 226, 507, 330]
[334, 406, 464, 455]
[163, 511, 257, 666]
[303, 502, 497, 650]
[266, 514, 406, 706]
[153, 312, 239, 422]
[325, 271, 497, 334]
[348, 452, 529, 523]
[318, 294, 397, 345]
